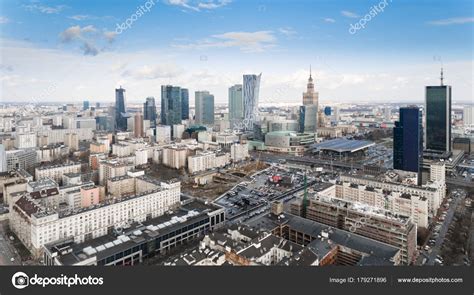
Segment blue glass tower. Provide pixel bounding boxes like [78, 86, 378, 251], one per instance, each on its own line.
[393, 106, 422, 185]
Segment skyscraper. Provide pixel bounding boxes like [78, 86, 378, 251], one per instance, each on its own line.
[303, 66, 318, 106]
[195, 91, 215, 125]
[243, 74, 261, 130]
[393, 107, 423, 185]
[115, 87, 128, 131]
[83, 100, 90, 110]
[229, 84, 244, 128]
[181, 88, 189, 120]
[161, 85, 182, 126]
[299, 105, 318, 133]
[425, 69, 452, 152]
[134, 112, 144, 138]
[143, 97, 157, 127]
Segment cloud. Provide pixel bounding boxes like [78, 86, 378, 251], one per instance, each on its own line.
[0, 16, 10, 24]
[323, 17, 336, 23]
[68, 15, 90, 21]
[122, 64, 184, 80]
[23, 4, 66, 14]
[59, 25, 115, 55]
[165, 0, 231, 12]
[427, 17, 474, 25]
[341, 10, 359, 18]
[174, 31, 276, 53]
[278, 27, 297, 37]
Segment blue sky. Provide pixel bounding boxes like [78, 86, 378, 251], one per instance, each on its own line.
[1, 0, 473, 104]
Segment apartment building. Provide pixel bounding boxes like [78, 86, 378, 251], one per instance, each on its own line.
[35, 162, 81, 184]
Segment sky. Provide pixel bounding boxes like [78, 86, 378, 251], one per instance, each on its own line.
[0, 0, 473, 105]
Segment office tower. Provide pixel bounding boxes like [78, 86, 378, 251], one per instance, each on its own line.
[384, 107, 391, 121]
[243, 74, 262, 130]
[115, 87, 128, 131]
[302, 66, 318, 106]
[464, 106, 474, 126]
[299, 105, 318, 133]
[324, 106, 331, 116]
[229, 84, 244, 128]
[134, 112, 144, 138]
[95, 102, 100, 108]
[161, 85, 182, 126]
[0, 144, 7, 172]
[83, 100, 90, 110]
[393, 107, 423, 185]
[425, 69, 452, 152]
[143, 97, 157, 127]
[195, 91, 215, 125]
[181, 88, 189, 120]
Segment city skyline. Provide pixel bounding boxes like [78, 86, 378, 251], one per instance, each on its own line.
[0, 0, 473, 104]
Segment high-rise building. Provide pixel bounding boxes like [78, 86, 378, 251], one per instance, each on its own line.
[0, 144, 7, 172]
[302, 66, 318, 106]
[143, 97, 157, 127]
[299, 105, 318, 133]
[83, 100, 89, 110]
[425, 69, 452, 152]
[161, 85, 182, 126]
[463, 106, 474, 126]
[243, 74, 261, 130]
[95, 102, 100, 108]
[229, 84, 244, 128]
[195, 91, 215, 125]
[134, 112, 144, 138]
[324, 106, 331, 116]
[181, 88, 189, 120]
[115, 87, 128, 131]
[393, 107, 423, 185]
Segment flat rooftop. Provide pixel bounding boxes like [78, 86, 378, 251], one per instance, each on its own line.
[311, 138, 374, 153]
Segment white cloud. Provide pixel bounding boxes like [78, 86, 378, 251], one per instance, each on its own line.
[0, 16, 10, 24]
[68, 15, 90, 21]
[341, 10, 359, 18]
[323, 18, 336, 23]
[427, 17, 474, 25]
[59, 25, 115, 55]
[278, 27, 297, 37]
[165, 0, 231, 12]
[174, 31, 276, 53]
[23, 4, 66, 14]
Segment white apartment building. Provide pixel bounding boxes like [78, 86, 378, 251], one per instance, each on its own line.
[134, 149, 149, 166]
[173, 124, 185, 139]
[38, 128, 93, 144]
[35, 162, 81, 183]
[339, 175, 444, 216]
[156, 125, 171, 144]
[188, 152, 216, 174]
[162, 146, 189, 169]
[230, 142, 249, 162]
[98, 161, 134, 185]
[112, 143, 132, 157]
[216, 133, 239, 148]
[15, 132, 37, 149]
[334, 181, 429, 228]
[64, 133, 79, 151]
[10, 180, 181, 257]
[430, 162, 446, 183]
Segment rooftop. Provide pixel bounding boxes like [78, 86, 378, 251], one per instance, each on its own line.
[311, 138, 374, 153]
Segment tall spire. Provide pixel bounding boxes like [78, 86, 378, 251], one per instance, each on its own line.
[440, 67, 444, 86]
[310, 64, 312, 79]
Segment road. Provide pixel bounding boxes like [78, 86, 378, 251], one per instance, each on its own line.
[0, 221, 21, 265]
[425, 194, 464, 266]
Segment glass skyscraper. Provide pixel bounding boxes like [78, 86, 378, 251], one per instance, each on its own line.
[243, 74, 261, 130]
[299, 105, 318, 133]
[83, 100, 89, 110]
[115, 87, 128, 131]
[229, 84, 243, 129]
[161, 85, 182, 126]
[195, 91, 215, 125]
[425, 83, 452, 152]
[143, 97, 157, 127]
[181, 88, 189, 120]
[393, 107, 423, 185]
